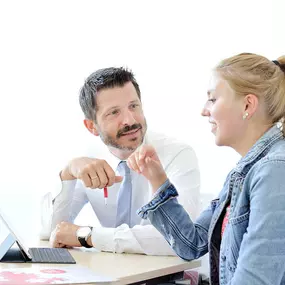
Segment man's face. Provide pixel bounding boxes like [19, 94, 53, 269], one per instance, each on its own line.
[94, 82, 147, 151]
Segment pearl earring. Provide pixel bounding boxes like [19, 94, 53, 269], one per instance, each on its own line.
[243, 112, 249, 120]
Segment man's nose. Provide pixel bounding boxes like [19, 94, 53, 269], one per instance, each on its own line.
[122, 110, 136, 125]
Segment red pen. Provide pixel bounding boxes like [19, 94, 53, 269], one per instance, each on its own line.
[104, 186, 108, 205]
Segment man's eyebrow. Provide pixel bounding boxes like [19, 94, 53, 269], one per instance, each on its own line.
[105, 106, 120, 113]
[129, 99, 140, 104]
[103, 100, 141, 113]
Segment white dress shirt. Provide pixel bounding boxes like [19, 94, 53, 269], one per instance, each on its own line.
[41, 131, 200, 256]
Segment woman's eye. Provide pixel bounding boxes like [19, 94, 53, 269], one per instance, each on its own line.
[208, 98, 216, 103]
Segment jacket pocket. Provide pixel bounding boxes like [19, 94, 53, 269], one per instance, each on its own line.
[227, 210, 250, 272]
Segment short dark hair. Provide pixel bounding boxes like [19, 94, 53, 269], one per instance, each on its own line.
[79, 67, 141, 121]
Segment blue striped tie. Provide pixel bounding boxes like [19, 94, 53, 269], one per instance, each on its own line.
[116, 161, 132, 227]
[115, 161, 132, 227]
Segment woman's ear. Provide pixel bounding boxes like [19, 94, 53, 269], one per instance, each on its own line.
[243, 94, 259, 119]
[84, 119, 99, 136]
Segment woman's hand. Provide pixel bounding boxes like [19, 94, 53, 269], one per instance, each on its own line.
[127, 145, 168, 192]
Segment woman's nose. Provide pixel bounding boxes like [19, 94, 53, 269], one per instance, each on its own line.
[201, 106, 210, 117]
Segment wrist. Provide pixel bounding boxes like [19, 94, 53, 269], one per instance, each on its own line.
[76, 226, 93, 248]
[87, 236, 93, 247]
[60, 167, 76, 181]
[150, 174, 168, 192]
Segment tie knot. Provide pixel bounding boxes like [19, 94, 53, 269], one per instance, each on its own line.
[118, 161, 130, 176]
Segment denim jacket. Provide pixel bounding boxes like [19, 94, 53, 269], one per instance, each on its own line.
[138, 125, 285, 285]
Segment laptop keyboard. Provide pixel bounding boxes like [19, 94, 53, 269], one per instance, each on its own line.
[29, 248, 76, 264]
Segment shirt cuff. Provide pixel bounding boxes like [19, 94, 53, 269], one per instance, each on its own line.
[92, 227, 116, 252]
[50, 171, 77, 201]
[53, 179, 77, 202]
[137, 182, 178, 220]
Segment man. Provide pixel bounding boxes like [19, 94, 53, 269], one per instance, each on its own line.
[42, 67, 200, 255]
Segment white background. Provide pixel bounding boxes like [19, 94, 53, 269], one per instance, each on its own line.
[0, 0, 284, 236]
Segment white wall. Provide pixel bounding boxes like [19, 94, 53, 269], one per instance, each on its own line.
[0, 0, 284, 234]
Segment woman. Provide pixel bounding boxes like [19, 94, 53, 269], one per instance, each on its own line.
[127, 53, 285, 285]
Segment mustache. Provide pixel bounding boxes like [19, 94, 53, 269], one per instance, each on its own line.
[117, 124, 142, 138]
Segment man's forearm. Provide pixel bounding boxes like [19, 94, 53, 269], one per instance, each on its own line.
[51, 180, 86, 231]
[92, 224, 176, 255]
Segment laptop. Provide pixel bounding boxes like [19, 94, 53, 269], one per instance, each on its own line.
[0, 209, 76, 264]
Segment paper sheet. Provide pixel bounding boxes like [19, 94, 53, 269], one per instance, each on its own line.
[0, 266, 116, 284]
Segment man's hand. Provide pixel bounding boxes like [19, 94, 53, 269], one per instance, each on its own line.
[127, 145, 168, 192]
[50, 222, 81, 248]
[60, 157, 123, 188]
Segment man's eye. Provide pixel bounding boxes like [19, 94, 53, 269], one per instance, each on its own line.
[130, 104, 139, 109]
[208, 99, 216, 103]
[107, 110, 119, 116]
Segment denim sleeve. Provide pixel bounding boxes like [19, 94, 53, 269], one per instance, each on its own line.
[229, 160, 285, 285]
[138, 183, 212, 261]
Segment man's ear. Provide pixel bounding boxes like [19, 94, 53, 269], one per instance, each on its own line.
[243, 94, 259, 119]
[84, 119, 99, 136]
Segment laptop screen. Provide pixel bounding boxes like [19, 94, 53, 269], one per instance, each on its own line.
[0, 208, 32, 260]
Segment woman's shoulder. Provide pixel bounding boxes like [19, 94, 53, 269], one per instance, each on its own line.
[245, 140, 285, 189]
[253, 139, 285, 166]
[265, 139, 285, 160]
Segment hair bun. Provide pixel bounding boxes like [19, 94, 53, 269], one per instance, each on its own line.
[276, 56, 285, 73]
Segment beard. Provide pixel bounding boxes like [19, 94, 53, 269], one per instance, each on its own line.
[97, 120, 147, 151]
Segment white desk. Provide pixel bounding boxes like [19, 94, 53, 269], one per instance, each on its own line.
[0, 241, 201, 285]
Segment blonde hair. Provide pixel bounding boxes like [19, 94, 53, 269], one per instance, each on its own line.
[215, 53, 285, 134]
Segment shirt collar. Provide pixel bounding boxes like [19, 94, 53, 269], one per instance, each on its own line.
[235, 124, 283, 174]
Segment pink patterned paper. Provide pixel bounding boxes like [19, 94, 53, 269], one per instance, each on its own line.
[0, 266, 115, 284]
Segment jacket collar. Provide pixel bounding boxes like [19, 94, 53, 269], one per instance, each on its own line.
[235, 125, 283, 174]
